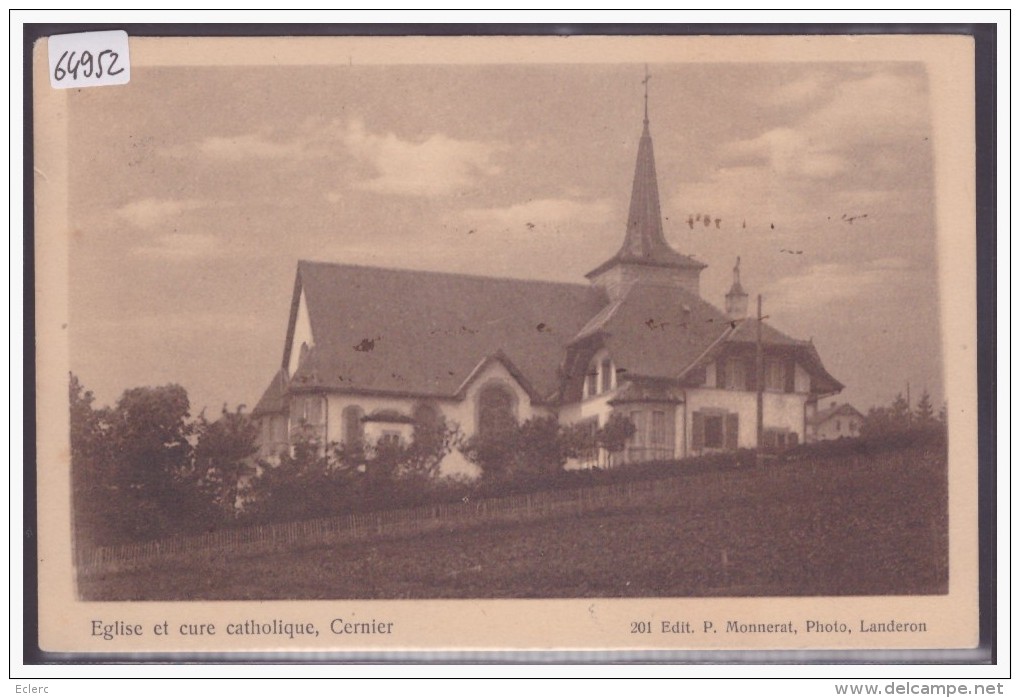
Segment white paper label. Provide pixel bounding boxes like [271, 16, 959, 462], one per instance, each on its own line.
[48, 30, 130, 89]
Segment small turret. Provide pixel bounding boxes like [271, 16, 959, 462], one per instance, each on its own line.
[725, 256, 749, 319]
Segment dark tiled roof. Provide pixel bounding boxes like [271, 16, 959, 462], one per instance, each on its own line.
[566, 284, 843, 394]
[287, 261, 607, 402]
[252, 367, 289, 416]
[586, 120, 705, 279]
[572, 283, 733, 380]
[725, 317, 804, 346]
[720, 319, 844, 394]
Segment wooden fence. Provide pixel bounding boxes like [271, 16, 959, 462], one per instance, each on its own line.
[73, 452, 917, 577]
[74, 470, 720, 575]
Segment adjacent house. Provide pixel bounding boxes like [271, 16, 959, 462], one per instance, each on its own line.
[253, 99, 843, 473]
[806, 402, 865, 442]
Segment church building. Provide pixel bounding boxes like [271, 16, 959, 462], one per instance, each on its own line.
[253, 92, 843, 473]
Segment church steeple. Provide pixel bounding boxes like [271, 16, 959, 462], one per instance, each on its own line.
[586, 67, 706, 299]
[725, 256, 749, 319]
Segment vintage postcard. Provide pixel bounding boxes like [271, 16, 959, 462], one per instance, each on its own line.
[32, 32, 981, 657]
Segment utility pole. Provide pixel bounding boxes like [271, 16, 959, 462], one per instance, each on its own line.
[756, 294, 764, 454]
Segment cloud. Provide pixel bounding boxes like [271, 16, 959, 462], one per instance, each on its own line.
[672, 67, 931, 232]
[196, 133, 307, 160]
[168, 120, 506, 197]
[457, 197, 613, 231]
[804, 71, 929, 148]
[131, 233, 222, 261]
[720, 127, 847, 181]
[114, 198, 206, 228]
[340, 119, 505, 197]
[767, 73, 830, 107]
[763, 257, 921, 311]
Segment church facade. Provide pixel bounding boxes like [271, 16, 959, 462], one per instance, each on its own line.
[253, 104, 843, 473]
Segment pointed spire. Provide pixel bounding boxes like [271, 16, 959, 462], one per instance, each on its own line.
[731, 256, 745, 293]
[610, 68, 703, 268]
[585, 69, 706, 292]
[726, 256, 749, 319]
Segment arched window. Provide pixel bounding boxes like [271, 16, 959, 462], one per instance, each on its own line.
[477, 384, 516, 438]
[586, 350, 615, 398]
[342, 405, 364, 446]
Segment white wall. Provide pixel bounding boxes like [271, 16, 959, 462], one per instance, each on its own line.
[557, 391, 615, 426]
[685, 386, 808, 451]
[320, 360, 548, 478]
[286, 288, 314, 378]
[794, 363, 811, 393]
[814, 414, 863, 441]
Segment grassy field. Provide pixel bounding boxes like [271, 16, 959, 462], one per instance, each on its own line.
[78, 447, 947, 599]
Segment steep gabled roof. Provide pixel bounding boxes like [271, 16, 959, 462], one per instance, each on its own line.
[286, 261, 607, 402]
[563, 283, 844, 395]
[586, 117, 705, 279]
[725, 317, 805, 347]
[252, 367, 289, 416]
[570, 283, 732, 381]
[714, 318, 844, 394]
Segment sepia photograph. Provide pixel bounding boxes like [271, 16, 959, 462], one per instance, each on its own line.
[32, 32, 981, 654]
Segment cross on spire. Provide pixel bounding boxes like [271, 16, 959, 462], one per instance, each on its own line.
[642, 64, 651, 125]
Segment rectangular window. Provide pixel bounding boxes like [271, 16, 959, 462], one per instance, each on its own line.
[651, 411, 666, 446]
[600, 358, 613, 393]
[704, 415, 724, 448]
[629, 411, 645, 447]
[306, 396, 323, 424]
[586, 370, 598, 399]
[379, 431, 401, 448]
[765, 359, 784, 392]
[725, 359, 748, 391]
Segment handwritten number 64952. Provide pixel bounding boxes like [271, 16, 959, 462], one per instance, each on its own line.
[53, 49, 124, 82]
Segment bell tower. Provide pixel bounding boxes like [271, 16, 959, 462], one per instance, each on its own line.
[586, 66, 706, 301]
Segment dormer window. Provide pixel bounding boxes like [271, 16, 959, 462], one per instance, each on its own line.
[586, 350, 616, 398]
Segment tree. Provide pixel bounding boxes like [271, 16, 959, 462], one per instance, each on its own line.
[403, 412, 461, 483]
[248, 431, 344, 522]
[597, 413, 637, 465]
[107, 384, 193, 497]
[192, 406, 260, 516]
[862, 393, 910, 439]
[69, 373, 110, 487]
[460, 418, 520, 480]
[914, 390, 936, 427]
[515, 416, 569, 477]
[890, 393, 911, 430]
[69, 373, 113, 549]
[103, 384, 204, 541]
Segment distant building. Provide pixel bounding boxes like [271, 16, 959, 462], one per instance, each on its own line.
[253, 91, 843, 472]
[806, 402, 865, 442]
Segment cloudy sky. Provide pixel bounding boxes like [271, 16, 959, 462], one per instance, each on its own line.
[65, 58, 943, 416]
